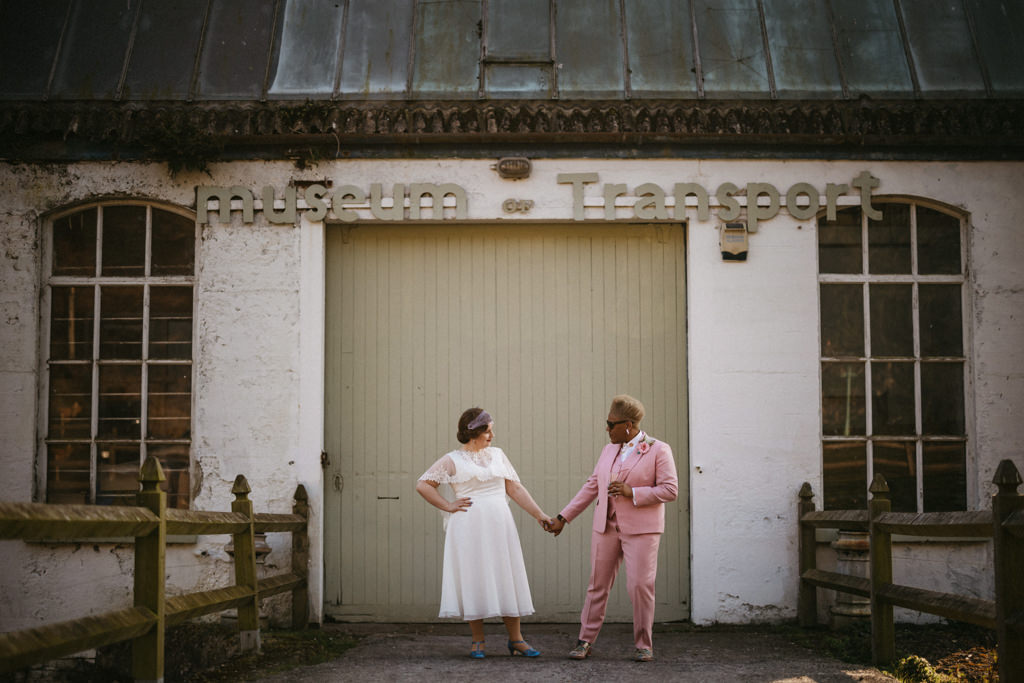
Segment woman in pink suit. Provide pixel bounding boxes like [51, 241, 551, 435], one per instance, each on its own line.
[545, 394, 678, 662]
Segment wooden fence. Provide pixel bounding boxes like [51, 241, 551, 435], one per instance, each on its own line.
[0, 456, 309, 681]
[798, 458, 1023, 681]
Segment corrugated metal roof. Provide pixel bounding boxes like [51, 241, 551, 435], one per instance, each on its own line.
[2, 0, 1022, 102]
[1, 0, 1022, 163]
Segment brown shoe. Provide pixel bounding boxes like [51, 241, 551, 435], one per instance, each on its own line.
[633, 648, 653, 662]
[568, 640, 592, 659]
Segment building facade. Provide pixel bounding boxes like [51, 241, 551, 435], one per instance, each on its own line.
[1, 0, 1022, 629]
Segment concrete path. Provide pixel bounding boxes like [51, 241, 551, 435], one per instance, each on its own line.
[254, 623, 896, 682]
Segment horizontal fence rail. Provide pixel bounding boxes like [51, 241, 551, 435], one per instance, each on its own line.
[798, 458, 1023, 682]
[0, 504, 160, 539]
[0, 456, 310, 681]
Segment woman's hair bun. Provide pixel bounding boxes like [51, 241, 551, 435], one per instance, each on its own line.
[457, 407, 488, 444]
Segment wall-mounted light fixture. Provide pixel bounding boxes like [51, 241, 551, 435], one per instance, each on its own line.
[494, 157, 531, 179]
[720, 222, 748, 261]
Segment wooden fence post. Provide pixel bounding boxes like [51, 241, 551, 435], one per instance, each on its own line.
[133, 456, 167, 683]
[797, 482, 818, 627]
[868, 473, 895, 665]
[231, 475, 261, 652]
[292, 484, 310, 629]
[992, 459, 1024, 682]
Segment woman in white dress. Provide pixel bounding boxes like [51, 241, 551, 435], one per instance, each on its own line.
[416, 407, 553, 658]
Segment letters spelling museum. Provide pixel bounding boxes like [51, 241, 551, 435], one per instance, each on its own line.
[198, 170, 883, 232]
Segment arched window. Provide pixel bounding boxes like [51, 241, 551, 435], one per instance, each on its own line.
[818, 200, 967, 513]
[43, 202, 195, 509]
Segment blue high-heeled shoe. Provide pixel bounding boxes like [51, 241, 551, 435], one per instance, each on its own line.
[508, 639, 541, 657]
[470, 641, 485, 659]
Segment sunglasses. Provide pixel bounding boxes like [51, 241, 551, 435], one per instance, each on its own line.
[606, 419, 630, 430]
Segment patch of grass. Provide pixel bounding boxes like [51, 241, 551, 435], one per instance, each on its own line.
[893, 654, 959, 682]
[777, 620, 998, 682]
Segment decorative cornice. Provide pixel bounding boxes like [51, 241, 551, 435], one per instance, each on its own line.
[1, 99, 1023, 161]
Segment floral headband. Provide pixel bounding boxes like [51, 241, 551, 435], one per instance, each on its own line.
[467, 410, 492, 430]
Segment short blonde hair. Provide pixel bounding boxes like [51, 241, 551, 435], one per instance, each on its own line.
[609, 394, 645, 424]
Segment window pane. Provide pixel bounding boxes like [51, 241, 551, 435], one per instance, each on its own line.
[820, 284, 863, 356]
[53, 209, 97, 276]
[923, 441, 966, 512]
[874, 441, 917, 512]
[98, 365, 141, 439]
[695, 0, 770, 97]
[47, 201, 195, 509]
[152, 209, 195, 276]
[47, 443, 90, 504]
[921, 362, 965, 435]
[868, 204, 911, 274]
[48, 364, 92, 439]
[485, 64, 553, 98]
[822, 362, 865, 436]
[100, 287, 144, 359]
[149, 443, 190, 509]
[148, 365, 192, 439]
[150, 287, 193, 360]
[869, 284, 913, 356]
[919, 284, 963, 357]
[50, 286, 94, 360]
[101, 206, 146, 276]
[871, 361, 915, 435]
[97, 442, 140, 505]
[487, 0, 550, 59]
[917, 206, 961, 275]
[818, 207, 861, 274]
[823, 441, 866, 510]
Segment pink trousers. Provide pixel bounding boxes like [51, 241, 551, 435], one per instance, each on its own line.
[578, 524, 662, 650]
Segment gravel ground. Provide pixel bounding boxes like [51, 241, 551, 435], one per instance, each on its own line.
[252, 622, 896, 683]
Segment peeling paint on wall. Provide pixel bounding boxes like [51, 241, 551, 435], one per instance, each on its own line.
[0, 159, 1021, 630]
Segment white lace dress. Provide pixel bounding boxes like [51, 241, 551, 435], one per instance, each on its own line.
[419, 446, 535, 620]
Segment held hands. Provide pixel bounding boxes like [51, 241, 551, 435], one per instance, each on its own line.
[608, 479, 633, 498]
[545, 516, 566, 536]
[447, 497, 472, 514]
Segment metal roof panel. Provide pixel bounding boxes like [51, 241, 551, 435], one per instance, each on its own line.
[626, 0, 698, 98]
[2, 0, 1022, 102]
[51, 0, 136, 100]
[556, 0, 624, 98]
[196, 0, 276, 99]
[0, 0, 71, 99]
[764, 0, 844, 97]
[695, 0, 771, 98]
[267, 0, 346, 97]
[122, 0, 208, 100]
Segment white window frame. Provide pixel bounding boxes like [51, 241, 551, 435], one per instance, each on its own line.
[818, 197, 975, 512]
[37, 200, 198, 506]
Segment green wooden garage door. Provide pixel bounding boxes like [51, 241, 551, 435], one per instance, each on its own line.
[324, 223, 689, 622]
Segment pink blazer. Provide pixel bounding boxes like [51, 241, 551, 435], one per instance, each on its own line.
[560, 436, 678, 535]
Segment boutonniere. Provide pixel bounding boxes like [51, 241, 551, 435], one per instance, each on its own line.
[637, 439, 654, 455]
